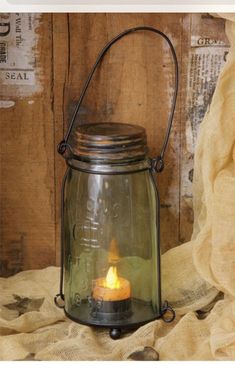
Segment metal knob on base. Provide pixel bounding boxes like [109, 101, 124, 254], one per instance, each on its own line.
[110, 328, 122, 340]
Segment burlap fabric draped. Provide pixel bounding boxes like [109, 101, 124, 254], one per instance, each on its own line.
[1, 14, 235, 361]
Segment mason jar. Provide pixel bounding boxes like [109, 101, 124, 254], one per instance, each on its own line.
[59, 122, 163, 337]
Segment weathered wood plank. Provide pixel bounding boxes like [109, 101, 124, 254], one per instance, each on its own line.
[52, 14, 70, 267]
[0, 14, 55, 276]
[179, 14, 229, 243]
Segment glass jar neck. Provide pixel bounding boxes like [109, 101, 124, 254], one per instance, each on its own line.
[67, 157, 151, 175]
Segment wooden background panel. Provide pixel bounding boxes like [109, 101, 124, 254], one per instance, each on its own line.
[0, 14, 55, 276]
[179, 14, 228, 243]
[0, 13, 228, 276]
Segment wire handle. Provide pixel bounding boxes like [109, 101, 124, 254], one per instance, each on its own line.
[58, 25, 179, 173]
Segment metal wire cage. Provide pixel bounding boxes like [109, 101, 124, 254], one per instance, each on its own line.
[55, 26, 178, 339]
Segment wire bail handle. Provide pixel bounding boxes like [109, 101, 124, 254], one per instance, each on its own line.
[58, 25, 179, 173]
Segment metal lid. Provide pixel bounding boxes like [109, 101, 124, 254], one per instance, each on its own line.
[68, 122, 148, 164]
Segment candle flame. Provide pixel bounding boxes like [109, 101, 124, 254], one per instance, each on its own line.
[108, 239, 120, 264]
[105, 266, 120, 289]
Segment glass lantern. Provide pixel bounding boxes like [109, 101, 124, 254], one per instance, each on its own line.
[55, 26, 178, 339]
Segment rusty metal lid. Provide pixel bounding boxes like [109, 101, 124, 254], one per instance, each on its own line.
[68, 122, 148, 164]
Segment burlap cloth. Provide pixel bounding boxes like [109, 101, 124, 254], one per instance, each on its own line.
[1, 14, 235, 361]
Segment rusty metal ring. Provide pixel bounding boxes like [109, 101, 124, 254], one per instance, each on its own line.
[151, 156, 164, 173]
[54, 294, 65, 309]
[161, 301, 175, 323]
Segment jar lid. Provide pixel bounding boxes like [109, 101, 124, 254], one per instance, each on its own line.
[68, 122, 148, 164]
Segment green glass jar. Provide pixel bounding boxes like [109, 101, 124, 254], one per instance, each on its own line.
[63, 123, 160, 333]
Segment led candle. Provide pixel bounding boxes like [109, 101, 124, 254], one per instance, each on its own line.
[93, 266, 131, 301]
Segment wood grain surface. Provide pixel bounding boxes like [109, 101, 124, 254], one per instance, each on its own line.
[0, 13, 227, 276]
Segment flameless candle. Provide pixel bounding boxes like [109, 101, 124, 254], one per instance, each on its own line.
[93, 266, 131, 301]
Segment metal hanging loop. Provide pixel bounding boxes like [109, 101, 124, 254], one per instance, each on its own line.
[54, 293, 65, 309]
[58, 26, 179, 172]
[161, 301, 176, 323]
